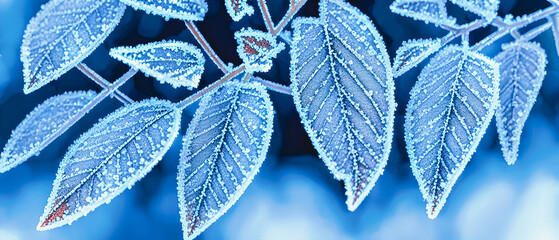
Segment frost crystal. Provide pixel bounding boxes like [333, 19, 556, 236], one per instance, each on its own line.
[225, 0, 254, 22]
[178, 81, 274, 240]
[20, 0, 126, 94]
[393, 38, 442, 78]
[390, 0, 456, 27]
[450, 0, 499, 22]
[0, 91, 96, 173]
[234, 28, 285, 73]
[494, 41, 547, 165]
[120, 0, 208, 21]
[38, 99, 181, 230]
[110, 40, 205, 89]
[405, 45, 499, 219]
[290, 0, 396, 211]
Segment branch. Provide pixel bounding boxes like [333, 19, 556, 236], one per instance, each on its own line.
[254, 77, 292, 95]
[39, 68, 137, 150]
[272, 0, 308, 36]
[185, 21, 229, 74]
[77, 63, 134, 105]
[258, 0, 275, 33]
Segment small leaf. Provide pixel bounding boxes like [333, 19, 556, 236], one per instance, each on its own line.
[393, 38, 442, 78]
[494, 41, 547, 165]
[178, 81, 274, 240]
[21, 0, 126, 94]
[450, 0, 499, 22]
[290, 0, 396, 211]
[110, 40, 205, 89]
[38, 99, 181, 230]
[225, 0, 254, 21]
[120, 0, 208, 21]
[234, 28, 285, 73]
[405, 45, 499, 219]
[0, 91, 96, 173]
[390, 0, 456, 26]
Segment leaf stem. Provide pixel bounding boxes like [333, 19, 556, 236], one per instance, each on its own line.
[258, 0, 275, 33]
[185, 21, 229, 74]
[77, 63, 134, 105]
[177, 65, 246, 110]
[272, 0, 308, 36]
[39, 68, 137, 150]
[254, 77, 292, 95]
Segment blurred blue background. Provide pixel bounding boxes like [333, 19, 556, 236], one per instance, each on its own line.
[1, 0, 559, 239]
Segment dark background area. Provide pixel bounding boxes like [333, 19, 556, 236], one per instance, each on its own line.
[1, 0, 559, 239]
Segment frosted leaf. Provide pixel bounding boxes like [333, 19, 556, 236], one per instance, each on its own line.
[21, 0, 126, 94]
[405, 45, 499, 219]
[120, 0, 208, 21]
[290, 0, 396, 211]
[178, 81, 274, 240]
[393, 38, 442, 78]
[450, 0, 499, 21]
[38, 99, 181, 230]
[390, 0, 456, 27]
[0, 91, 96, 173]
[110, 40, 205, 89]
[494, 41, 547, 165]
[225, 0, 254, 21]
[234, 28, 285, 73]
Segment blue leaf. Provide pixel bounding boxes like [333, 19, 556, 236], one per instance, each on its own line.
[234, 28, 285, 73]
[21, 0, 126, 94]
[405, 45, 499, 219]
[38, 99, 181, 230]
[450, 0, 499, 21]
[390, 0, 456, 26]
[0, 91, 96, 173]
[494, 41, 547, 165]
[393, 38, 443, 78]
[120, 0, 208, 21]
[178, 81, 274, 240]
[225, 0, 254, 21]
[110, 40, 205, 89]
[290, 0, 396, 211]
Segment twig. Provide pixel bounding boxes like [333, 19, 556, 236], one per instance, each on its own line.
[272, 0, 308, 36]
[185, 21, 229, 73]
[39, 68, 137, 150]
[254, 77, 292, 95]
[258, 0, 275, 33]
[77, 63, 134, 105]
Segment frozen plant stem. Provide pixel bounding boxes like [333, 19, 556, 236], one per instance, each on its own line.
[77, 63, 134, 105]
[38, 68, 137, 150]
[184, 21, 229, 73]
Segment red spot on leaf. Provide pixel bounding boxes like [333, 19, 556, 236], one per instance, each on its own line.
[41, 199, 69, 228]
[230, 0, 242, 13]
[242, 36, 271, 55]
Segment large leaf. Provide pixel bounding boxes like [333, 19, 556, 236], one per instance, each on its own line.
[110, 40, 205, 89]
[494, 41, 547, 165]
[21, 0, 126, 94]
[178, 81, 274, 240]
[0, 91, 96, 173]
[393, 38, 443, 78]
[450, 0, 499, 21]
[38, 99, 181, 230]
[290, 0, 396, 211]
[405, 45, 499, 219]
[120, 0, 208, 21]
[390, 0, 456, 26]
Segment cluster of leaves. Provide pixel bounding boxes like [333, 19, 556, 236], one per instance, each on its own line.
[0, 0, 555, 239]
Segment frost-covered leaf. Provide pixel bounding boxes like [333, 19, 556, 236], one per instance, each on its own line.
[225, 0, 254, 21]
[390, 0, 456, 26]
[0, 91, 96, 173]
[110, 40, 205, 89]
[178, 81, 274, 240]
[234, 28, 285, 73]
[494, 41, 547, 165]
[393, 38, 442, 78]
[120, 0, 208, 21]
[405, 45, 499, 219]
[450, 0, 499, 21]
[21, 0, 126, 94]
[38, 99, 181, 230]
[290, 0, 396, 211]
